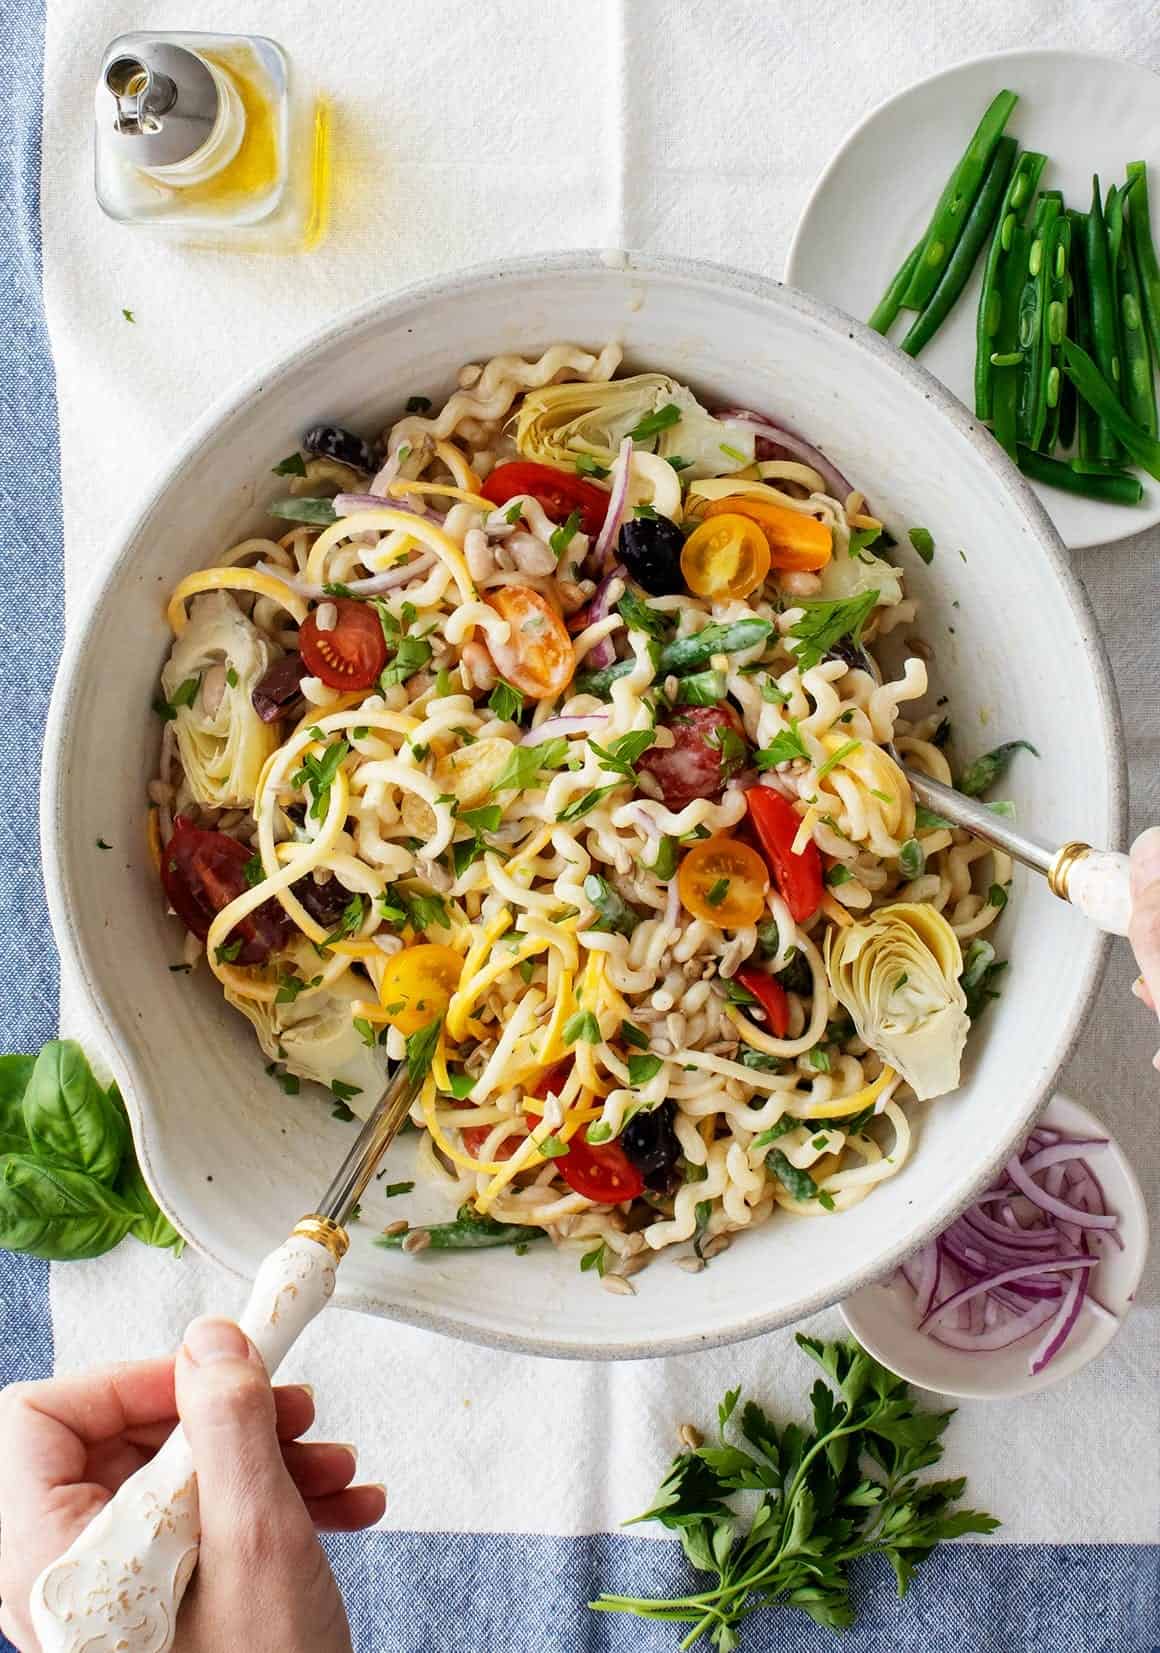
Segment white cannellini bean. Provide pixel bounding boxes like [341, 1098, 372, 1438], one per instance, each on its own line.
[315, 601, 338, 632]
[464, 528, 496, 582]
[507, 530, 557, 576]
[779, 571, 822, 599]
[301, 675, 341, 706]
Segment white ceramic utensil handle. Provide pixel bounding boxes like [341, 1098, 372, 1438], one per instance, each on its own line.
[29, 1232, 339, 1653]
[1066, 849, 1132, 936]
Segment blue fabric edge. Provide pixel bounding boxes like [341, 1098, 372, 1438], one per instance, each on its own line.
[0, 4, 1156, 1651]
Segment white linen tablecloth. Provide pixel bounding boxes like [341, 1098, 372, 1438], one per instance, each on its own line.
[16, 2, 1159, 1644]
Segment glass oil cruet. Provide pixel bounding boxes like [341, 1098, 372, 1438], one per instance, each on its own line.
[94, 31, 329, 250]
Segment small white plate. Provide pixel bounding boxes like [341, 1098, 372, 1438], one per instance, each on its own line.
[840, 1093, 1148, 1400]
[786, 49, 1160, 550]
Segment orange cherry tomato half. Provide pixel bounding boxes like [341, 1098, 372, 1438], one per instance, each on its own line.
[677, 835, 770, 928]
[680, 513, 771, 600]
[702, 495, 832, 572]
[298, 598, 388, 691]
[377, 943, 463, 1036]
[484, 585, 576, 700]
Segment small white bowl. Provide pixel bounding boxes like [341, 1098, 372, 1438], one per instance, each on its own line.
[840, 1094, 1149, 1399]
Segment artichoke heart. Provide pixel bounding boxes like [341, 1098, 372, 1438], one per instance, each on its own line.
[824, 903, 968, 1100]
[515, 375, 754, 480]
[161, 592, 280, 809]
[817, 537, 903, 608]
[226, 970, 388, 1116]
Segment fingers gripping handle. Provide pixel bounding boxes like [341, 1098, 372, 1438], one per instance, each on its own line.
[28, 1234, 339, 1653]
[1066, 849, 1132, 936]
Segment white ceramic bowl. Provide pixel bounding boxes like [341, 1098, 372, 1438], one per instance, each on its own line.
[41, 253, 1125, 1359]
[840, 1094, 1149, 1399]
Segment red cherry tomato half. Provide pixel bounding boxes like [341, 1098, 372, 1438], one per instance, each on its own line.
[732, 967, 790, 1038]
[461, 1061, 574, 1161]
[745, 787, 824, 924]
[161, 818, 290, 964]
[557, 1134, 645, 1204]
[298, 598, 388, 691]
[480, 461, 609, 536]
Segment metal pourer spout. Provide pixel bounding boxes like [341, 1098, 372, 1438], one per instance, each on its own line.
[105, 56, 178, 135]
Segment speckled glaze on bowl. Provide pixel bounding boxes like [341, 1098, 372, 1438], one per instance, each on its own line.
[41, 253, 1125, 1359]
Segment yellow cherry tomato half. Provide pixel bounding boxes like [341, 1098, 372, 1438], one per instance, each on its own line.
[484, 585, 576, 700]
[680, 513, 771, 600]
[701, 495, 832, 572]
[677, 836, 770, 928]
[377, 943, 463, 1035]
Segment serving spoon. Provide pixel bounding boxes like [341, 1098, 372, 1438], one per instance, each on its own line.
[890, 753, 1132, 936]
[29, 1059, 422, 1653]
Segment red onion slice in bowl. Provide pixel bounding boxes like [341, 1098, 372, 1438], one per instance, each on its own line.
[715, 406, 857, 503]
[592, 436, 633, 569]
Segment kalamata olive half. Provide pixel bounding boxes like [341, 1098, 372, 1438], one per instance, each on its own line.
[824, 637, 873, 674]
[617, 515, 686, 596]
[251, 654, 308, 723]
[621, 1100, 682, 1191]
[293, 874, 357, 930]
[302, 424, 377, 474]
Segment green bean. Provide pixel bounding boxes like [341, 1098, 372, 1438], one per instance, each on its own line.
[901, 89, 1019, 312]
[1084, 177, 1125, 463]
[1036, 213, 1072, 452]
[974, 151, 1047, 419]
[1119, 192, 1158, 436]
[574, 618, 773, 697]
[375, 1214, 548, 1251]
[1062, 337, 1160, 481]
[900, 137, 1016, 358]
[868, 242, 922, 335]
[1126, 161, 1160, 362]
[1067, 212, 1099, 462]
[1015, 194, 1062, 448]
[1016, 445, 1143, 504]
[991, 225, 1031, 457]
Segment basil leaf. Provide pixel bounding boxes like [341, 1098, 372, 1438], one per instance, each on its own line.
[267, 496, 338, 526]
[628, 1054, 663, 1085]
[0, 1155, 137, 1260]
[114, 1148, 184, 1254]
[956, 740, 1039, 797]
[0, 1055, 34, 1157]
[564, 1011, 602, 1045]
[22, 1041, 125, 1187]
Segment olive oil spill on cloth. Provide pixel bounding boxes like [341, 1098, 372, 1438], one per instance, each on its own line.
[4, 1, 1157, 1649]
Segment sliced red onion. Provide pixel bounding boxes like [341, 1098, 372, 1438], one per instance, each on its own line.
[592, 437, 632, 569]
[714, 407, 856, 503]
[581, 566, 626, 669]
[1005, 1153, 1118, 1230]
[254, 555, 436, 600]
[897, 1126, 1121, 1374]
[334, 490, 430, 519]
[519, 714, 608, 746]
[920, 1257, 1097, 1330]
[1021, 1139, 1108, 1177]
[1028, 1267, 1088, 1374]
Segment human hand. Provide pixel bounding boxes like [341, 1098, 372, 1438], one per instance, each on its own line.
[0, 1316, 385, 1652]
[1128, 827, 1160, 1070]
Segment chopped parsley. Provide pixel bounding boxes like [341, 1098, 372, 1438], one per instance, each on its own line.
[291, 739, 350, 821]
[557, 784, 619, 823]
[824, 864, 853, 888]
[322, 581, 353, 598]
[380, 634, 432, 689]
[405, 1015, 443, 1086]
[492, 736, 570, 793]
[488, 678, 525, 722]
[627, 403, 682, 442]
[214, 939, 242, 964]
[574, 453, 610, 479]
[275, 970, 323, 1004]
[787, 589, 879, 671]
[908, 526, 935, 564]
[706, 877, 730, 907]
[580, 1241, 608, 1275]
[242, 854, 265, 887]
[847, 524, 882, 562]
[718, 441, 749, 465]
[589, 728, 656, 780]
[563, 1010, 602, 1045]
[755, 721, 807, 768]
[628, 1053, 663, 1085]
[383, 1180, 415, 1198]
[815, 738, 862, 779]
[550, 509, 583, 557]
[617, 589, 670, 640]
[621, 1020, 650, 1050]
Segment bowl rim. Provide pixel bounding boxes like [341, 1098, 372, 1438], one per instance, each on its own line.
[39, 248, 1127, 1359]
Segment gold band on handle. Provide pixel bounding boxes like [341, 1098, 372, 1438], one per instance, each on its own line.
[1047, 841, 1092, 903]
[293, 1214, 349, 1262]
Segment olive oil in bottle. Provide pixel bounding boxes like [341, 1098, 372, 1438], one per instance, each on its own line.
[94, 31, 330, 251]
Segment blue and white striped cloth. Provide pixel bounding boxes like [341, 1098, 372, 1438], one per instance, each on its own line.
[2, 3, 1158, 1649]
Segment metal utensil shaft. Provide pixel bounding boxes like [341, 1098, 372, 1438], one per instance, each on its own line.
[315, 1062, 420, 1227]
[903, 766, 1055, 875]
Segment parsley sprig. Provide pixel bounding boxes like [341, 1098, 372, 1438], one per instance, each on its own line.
[592, 1335, 998, 1646]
